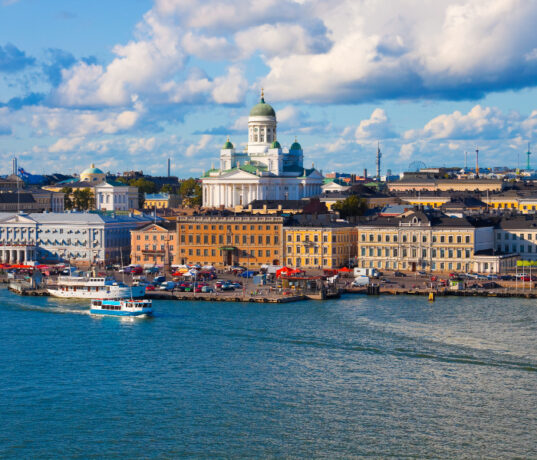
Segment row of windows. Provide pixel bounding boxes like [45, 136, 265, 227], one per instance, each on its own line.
[136, 245, 174, 251]
[361, 233, 471, 244]
[180, 224, 279, 231]
[498, 244, 536, 253]
[181, 234, 279, 245]
[136, 234, 173, 241]
[287, 233, 354, 243]
[496, 232, 536, 240]
[287, 258, 331, 267]
[288, 246, 344, 255]
[361, 247, 472, 259]
[182, 248, 276, 257]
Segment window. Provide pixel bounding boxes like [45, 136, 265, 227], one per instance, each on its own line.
[403, 235, 407, 242]
[412, 235, 417, 243]
[465, 235, 470, 243]
[377, 234, 381, 242]
[369, 234, 374, 242]
[440, 235, 445, 243]
[422, 235, 427, 243]
[258, 235, 263, 244]
[394, 235, 398, 242]
[296, 234, 301, 242]
[432, 235, 437, 243]
[448, 236, 453, 243]
[386, 235, 390, 242]
[266, 250, 270, 257]
[258, 250, 262, 257]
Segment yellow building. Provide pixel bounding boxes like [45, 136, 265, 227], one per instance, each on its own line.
[400, 196, 450, 208]
[143, 193, 181, 210]
[177, 214, 284, 268]
[130, 222, 177, 266]
[283, 223, 357, 269]
[356, 210, 493, 273]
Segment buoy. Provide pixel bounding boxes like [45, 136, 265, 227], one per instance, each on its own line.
[428, 292, 435, 302]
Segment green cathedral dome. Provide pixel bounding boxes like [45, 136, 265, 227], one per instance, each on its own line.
[249, 91, 276, 117]
[271, 140, 281, 149]
[222, 138, 234, 149]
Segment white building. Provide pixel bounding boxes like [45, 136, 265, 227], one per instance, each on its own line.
[0, 212, 154, 264]
[201, 93, 323, 208]
[95, 181, 139, 211]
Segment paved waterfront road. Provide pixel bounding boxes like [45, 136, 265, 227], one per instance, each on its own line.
[0, 288, 536, 458]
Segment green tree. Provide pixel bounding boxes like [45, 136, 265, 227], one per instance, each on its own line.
[129, 178, 157, 194]
[61, 187, 74, 210]
[160, 183, 176, 194]
[179, 178, 202, 207]
[333, 195, 368, 219]
[71, 188, 95, 210]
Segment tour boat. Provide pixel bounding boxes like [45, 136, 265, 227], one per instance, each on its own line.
[90, 298, 153, 317]
[47, 275, 145, 299]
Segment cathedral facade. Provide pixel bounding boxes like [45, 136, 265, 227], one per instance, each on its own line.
[201, 94, 323, 208]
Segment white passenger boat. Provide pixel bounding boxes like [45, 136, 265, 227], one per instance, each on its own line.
[47, 275, 145, 299]
[90, 298, 153, 317]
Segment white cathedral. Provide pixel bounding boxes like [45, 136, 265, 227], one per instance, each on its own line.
[201, 92, 323, 208]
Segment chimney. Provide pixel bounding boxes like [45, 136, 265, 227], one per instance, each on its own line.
[363, 168, 367, 179]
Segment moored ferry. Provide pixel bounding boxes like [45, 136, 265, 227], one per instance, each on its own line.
[48, 276, 145, 299]
[90, 298, 153, 317]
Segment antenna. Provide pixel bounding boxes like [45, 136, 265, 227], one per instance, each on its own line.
[475, 146, 479, 178]
[376, 141, 382, 180]
[527, 142, 532, 170]
[464, 151, 467, 170]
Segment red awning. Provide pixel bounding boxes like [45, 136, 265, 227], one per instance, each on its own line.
[338, 267, 352, 272]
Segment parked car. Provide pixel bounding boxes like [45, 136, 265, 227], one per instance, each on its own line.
[145, 285, 156, 292]
[231, 282, 243, 289]
[153, 276, 166, 284]
[221, 283, 235, 291]
[201, 286, 214, 293]
[159, 281, 176, 291]
[215, 281, 224, 289]
[418, 270, 427, 276]
[430, 275, 438, 282]
[394, 271, 406, 277]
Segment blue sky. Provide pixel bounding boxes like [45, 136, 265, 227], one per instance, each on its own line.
[1, 0, 537, 178]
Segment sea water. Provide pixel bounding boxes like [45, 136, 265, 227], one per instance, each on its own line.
[0, 288, 536, 458]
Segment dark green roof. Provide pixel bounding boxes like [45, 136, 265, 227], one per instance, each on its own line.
[271, 140, 281, 149]
[249, 97, 276, 117]
[222, 139, 234, 149]
[290, 140, 302, 151]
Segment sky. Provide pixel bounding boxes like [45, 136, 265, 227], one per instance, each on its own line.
[1, 0, 537, 178]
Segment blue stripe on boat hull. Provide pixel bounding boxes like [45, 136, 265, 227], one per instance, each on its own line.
[90, 309, 152, 317]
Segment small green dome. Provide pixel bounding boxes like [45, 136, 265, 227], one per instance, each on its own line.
[271, 140, 281, 149]
[289, 140, 302, 151]
[82, 164, 104, 174]
[249, 93, 276, 117]
[222, 138, 234, 149]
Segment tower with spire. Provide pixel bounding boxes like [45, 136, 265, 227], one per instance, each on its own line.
[527, 142, 532, 170]
[376, 141, 382, 180]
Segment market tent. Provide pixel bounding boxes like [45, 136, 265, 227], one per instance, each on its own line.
[276, 267, 292, 278]
[239, 270, 256, 278]
[338, 267, 352, 273]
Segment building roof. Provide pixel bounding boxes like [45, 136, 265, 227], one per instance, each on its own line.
[249, 95, 276, 117]
[136, 221, 177, 232]
[82, 164, 104, 175]
[145, 193, 170, 200]
[0, 193, 36, 204]
[497, 215, 537, 230]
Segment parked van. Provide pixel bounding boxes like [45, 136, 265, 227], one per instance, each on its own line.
[351, 276, 370, 287]
[354, 268, 379, 278]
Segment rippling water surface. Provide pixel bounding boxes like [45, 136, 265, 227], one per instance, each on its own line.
[0, 288, 536, 458]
